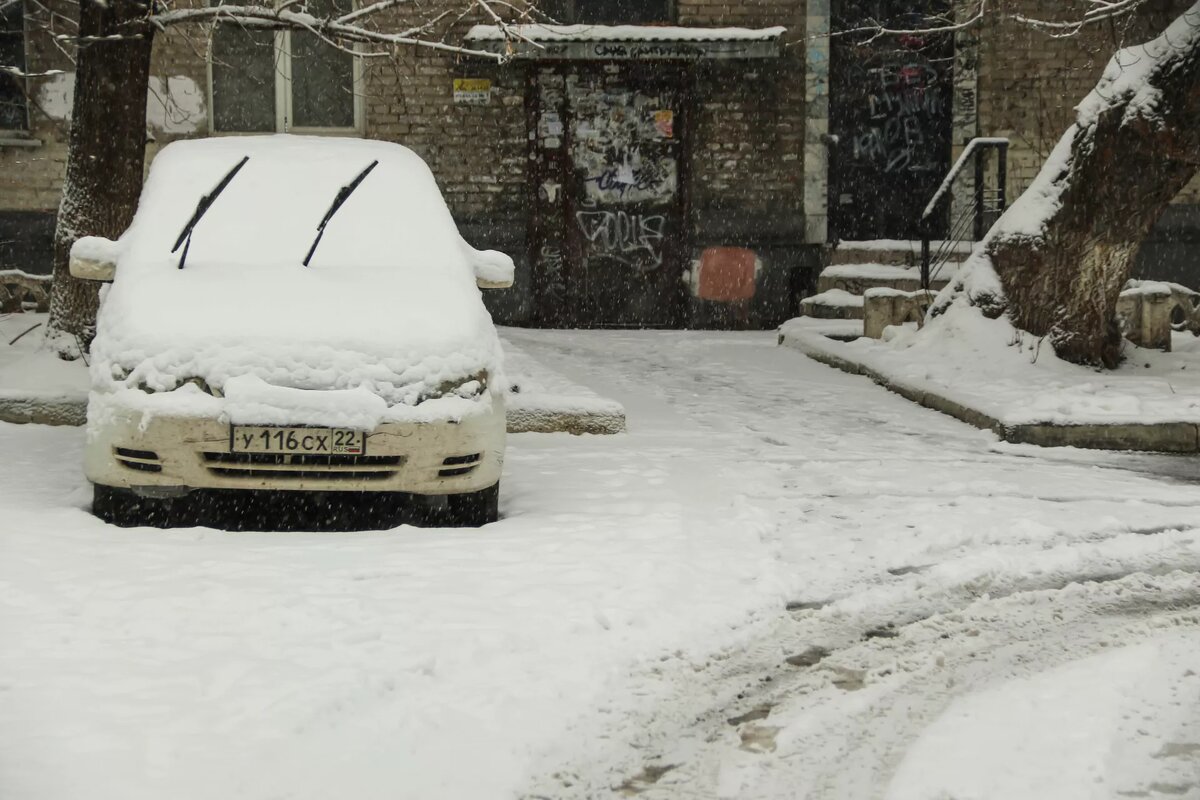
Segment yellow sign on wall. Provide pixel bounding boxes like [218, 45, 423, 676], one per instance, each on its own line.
[453, 78, 492, 105]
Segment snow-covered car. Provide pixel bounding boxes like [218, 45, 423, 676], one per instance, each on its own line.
[70, 135, 514, 528]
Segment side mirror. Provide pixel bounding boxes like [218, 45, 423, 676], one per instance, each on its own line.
[70, 255, 117, 282]
[69, 236, 120, 282]
[468, 246, 514, 290]
[477, 275, 513, 290]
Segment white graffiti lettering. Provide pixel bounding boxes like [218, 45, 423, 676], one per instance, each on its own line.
[575, 211, 666, 272]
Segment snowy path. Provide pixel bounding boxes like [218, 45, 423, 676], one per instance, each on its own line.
[3, 331, 1200, 799]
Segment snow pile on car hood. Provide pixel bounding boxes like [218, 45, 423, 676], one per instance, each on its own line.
[90, 135, 510, 407]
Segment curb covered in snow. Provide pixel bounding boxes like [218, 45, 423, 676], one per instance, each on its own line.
[0, 391, 88, 426]
[505, 397, 626, 435]
[778, 329, 1200, 453]
[0, 392, 626, 434]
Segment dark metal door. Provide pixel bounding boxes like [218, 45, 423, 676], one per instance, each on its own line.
[529, 64, 687, 327]
[829, 0, 953, 241]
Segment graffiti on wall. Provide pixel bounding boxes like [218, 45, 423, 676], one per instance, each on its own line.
[564, 75, 678, 205]
[538, 243, 567, 298]
[581, 154, 677, 204]
[850, 62, 946, 174]
[575, 210, 666, 272]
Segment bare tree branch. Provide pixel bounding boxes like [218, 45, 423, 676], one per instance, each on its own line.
[1017, 0, 1151, 34]
[812, 0, 1156, 42]
[149, 3, 513, 60]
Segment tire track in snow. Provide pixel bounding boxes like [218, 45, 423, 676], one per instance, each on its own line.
[502, 331, 1200, 798]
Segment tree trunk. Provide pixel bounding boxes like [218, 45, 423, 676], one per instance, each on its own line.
[47, 0, 153, 349]
[987, 4, 1200, 368]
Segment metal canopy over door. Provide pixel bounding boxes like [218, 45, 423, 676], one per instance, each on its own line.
[529, 64, 688, 327]
[829, 0, 953, 241]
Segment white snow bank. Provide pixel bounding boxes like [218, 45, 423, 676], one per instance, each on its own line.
[887, 633, 1200, 800]
[90, 136, 511, 417]
[780, 297, 1200, 426]
[466, 23, 786, 42]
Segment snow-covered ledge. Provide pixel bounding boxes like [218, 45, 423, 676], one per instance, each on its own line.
[464, 24, 786, 60]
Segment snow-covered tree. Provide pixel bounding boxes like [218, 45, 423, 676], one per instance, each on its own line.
[841, 0, 1200, 367]
[941, 2, 1200, 367]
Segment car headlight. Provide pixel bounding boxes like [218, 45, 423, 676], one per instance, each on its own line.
[134, 376, 222, 397]
[426, 370, 489, 402]
[453, 379, 485, 399]
[180, 377, 223, 397]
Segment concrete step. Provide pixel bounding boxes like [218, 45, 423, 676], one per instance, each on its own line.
[831, 239, 974, 268]
[780, 315, 863, 342]
[817, 263, 954, 295]
[800, 289, 864, 320]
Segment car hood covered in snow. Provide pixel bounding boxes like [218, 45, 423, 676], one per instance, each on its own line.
[90, 135, 509, 407]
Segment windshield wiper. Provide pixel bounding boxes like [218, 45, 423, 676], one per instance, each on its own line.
[303, 159, 379, 267]
[171, 155, 250, 270]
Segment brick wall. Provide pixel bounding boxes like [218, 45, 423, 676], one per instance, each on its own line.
[1, 9, 213, 215]
[6, 0, 1200, 236]
[360, 46, 526, 227]
[680, 0, 807, 243]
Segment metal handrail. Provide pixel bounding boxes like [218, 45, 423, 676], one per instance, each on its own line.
[920, 137, 1009, 290]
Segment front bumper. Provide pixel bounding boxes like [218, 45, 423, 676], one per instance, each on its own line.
[84, 393, 505, 495]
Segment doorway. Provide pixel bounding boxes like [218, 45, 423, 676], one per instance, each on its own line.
[829, 0, 953, 241]
[529, 64, 688, 327]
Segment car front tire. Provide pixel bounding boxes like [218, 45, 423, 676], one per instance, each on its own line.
[446, 482, 500, 527]
[92, 484, 180, 528]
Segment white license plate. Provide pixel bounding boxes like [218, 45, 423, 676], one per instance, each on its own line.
[230, 426, 366, 456]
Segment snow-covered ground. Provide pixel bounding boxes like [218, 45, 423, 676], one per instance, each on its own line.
[3, 330, 1200, 799]
[0, 312, 86, 402]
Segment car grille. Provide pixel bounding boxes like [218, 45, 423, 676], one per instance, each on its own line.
[439, 453, 482, 478]
[114, 447, 163, 473]
[201, 452, 404, 481]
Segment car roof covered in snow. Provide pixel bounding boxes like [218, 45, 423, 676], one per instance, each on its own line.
[90, 135, 510, 402]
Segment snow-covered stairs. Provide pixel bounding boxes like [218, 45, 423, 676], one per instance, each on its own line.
[796, 240, 972, 340]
